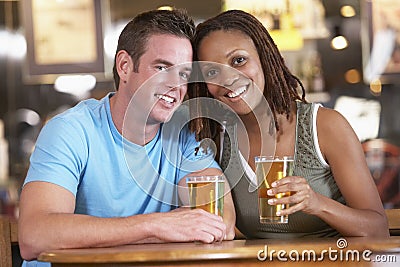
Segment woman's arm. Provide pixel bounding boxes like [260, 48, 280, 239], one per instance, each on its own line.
[315, 107, 388, 237]
[268, 107, 388, 237]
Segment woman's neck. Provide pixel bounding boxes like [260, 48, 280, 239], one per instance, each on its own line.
[237, 101, 297, 164]
[238, 105, 274, 168]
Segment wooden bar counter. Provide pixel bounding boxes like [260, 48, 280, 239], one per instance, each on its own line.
[37, 237, 400, 266]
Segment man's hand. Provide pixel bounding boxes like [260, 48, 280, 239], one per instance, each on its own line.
[149, 208, 226, 243]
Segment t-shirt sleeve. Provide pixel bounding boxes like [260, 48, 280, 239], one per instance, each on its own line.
[24, 117, 87, 196]
[177, 129, 221, 182]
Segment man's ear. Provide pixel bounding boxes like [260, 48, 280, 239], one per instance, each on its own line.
[116, 50, 133, 81]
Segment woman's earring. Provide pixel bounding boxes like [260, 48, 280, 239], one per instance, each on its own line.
[269, 119, 274, 136]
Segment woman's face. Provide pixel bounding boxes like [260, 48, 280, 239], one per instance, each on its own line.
[197, 30, 265, 115]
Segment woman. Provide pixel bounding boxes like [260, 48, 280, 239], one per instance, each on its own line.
[189, 10, 388, 238]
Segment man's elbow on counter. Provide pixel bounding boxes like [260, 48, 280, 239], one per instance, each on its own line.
[19, 230, 43, 261]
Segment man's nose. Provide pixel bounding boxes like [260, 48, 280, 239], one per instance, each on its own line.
[165, 69, 184, 88]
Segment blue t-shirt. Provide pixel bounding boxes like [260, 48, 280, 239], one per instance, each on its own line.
[23, 93, 218, 267]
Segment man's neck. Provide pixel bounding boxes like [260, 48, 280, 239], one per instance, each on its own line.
[109, 91, 160, 146]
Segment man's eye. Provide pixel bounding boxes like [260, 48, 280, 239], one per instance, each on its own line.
[156, 66, 168, 71]
[232, 57, 246, 65]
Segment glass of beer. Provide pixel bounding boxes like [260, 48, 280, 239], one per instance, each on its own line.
[255, 156, 294, 223]
[186, 175, 225, 216]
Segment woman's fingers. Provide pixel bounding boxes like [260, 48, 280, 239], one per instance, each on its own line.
[267, 176, 316, 215]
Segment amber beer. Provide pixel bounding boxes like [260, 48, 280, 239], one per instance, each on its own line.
[255, 156, 294, 223]
[186, 175, 224, 216]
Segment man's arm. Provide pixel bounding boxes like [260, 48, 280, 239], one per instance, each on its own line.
[18, 181, 228, 260]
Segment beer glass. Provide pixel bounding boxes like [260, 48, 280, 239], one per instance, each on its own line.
[255, 156, 294, 223]
[186, 175, 225, 216]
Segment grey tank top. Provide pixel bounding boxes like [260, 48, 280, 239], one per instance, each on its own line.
[220, 102, 345, 239]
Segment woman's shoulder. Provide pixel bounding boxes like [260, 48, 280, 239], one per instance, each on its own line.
[316, 106, 353, 130]
[316, 105, 361, 153]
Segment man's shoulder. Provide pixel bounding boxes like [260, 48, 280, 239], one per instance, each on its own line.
[41, 95, 110, 140]
[54, 96, 108, 123]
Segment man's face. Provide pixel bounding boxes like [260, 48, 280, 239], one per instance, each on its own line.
[127, 34, 193, 125]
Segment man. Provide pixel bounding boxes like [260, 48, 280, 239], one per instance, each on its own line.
[18, 9, 235, 266]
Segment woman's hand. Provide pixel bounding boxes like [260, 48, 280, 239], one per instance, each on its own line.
[266, 176, 322, 216]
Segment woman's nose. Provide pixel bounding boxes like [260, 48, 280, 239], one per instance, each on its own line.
[221, 70, 240, 87]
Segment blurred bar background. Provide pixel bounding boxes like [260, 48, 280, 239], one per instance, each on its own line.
[0, 0, 399, 216]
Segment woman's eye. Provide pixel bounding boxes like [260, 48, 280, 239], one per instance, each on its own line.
[180, 71, 191, 80]
[232, 57, 246, 66]
[205, 69, 218, 78]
